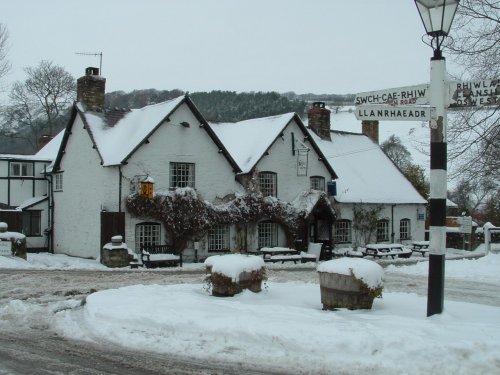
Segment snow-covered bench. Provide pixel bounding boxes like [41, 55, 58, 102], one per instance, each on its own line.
[141, 245, 182, 268]
[411, 241, 429, 257]
[362, 244, 412, 259]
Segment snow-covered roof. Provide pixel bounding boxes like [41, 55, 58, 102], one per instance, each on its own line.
[17, 196, 48, 210]
[80, 96, 185, 166]
[35, 130, 65, 160]
[0, 154, 52, 162]
[310, 130, 427, 204]
[210, 113, 295, 173]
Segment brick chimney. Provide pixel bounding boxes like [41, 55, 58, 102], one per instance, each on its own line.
[307, 102, 331, 141]
[77, 67, 106, 112]
[362, 120, 379, 144]
[37, 135, 54, 151]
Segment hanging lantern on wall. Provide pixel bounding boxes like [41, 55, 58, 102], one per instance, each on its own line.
[140, 176, 155, 199]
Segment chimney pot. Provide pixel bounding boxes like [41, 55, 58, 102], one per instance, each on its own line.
[77, 67, 106, 112]
[85, 67, 100, 76]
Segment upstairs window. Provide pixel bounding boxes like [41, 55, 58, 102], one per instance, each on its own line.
[54, 173, 63, 192]
[400, 218, 411, 240]
[310, 176, 326, 191]
[258, 172, 277, 197]
[377, 219, 389, 242]
[10, 162, 34, 177]
[170, 162, 195, 188]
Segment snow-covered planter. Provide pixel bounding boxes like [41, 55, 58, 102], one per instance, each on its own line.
[205, 254, 266, 297]
[101, 236, 136, 268]
[317, 258, 384, 310]
[0, 222, 27, 260]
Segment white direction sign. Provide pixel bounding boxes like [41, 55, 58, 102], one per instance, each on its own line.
[355, 105, 434, 121]
[449, 79, 500, 108]
[355, 84, 429, 106]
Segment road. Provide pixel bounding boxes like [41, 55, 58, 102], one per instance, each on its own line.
[0, 266, 499, 374]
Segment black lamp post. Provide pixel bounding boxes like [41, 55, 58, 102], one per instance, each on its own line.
[414, 0, 459, 316]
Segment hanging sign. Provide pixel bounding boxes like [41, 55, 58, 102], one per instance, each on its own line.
[448, 79, 500, 108]
[355, 84, 429, 106]
[296, 149, 309, 176]
[355, 105, 434, 121]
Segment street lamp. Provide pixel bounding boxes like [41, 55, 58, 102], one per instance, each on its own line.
[414, 0, 459, 317]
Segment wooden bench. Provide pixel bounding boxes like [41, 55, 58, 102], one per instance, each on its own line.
[141, 245, 183, 268]
[260, 247, 301, 264]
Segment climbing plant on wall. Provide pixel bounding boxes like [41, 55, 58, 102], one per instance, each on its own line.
[126, 188, 332, 253]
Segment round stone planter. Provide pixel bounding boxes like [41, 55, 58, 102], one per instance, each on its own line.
[317, 258, 384, 310]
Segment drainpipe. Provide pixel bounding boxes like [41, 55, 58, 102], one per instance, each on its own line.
[391, 204, 396, 243]
[118, 166, 122, 212]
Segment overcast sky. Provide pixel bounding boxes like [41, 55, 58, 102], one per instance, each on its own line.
[1, 0, 450, 95]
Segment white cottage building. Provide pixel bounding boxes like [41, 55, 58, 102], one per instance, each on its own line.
[49, 68, 427, 263]
[51, 68, 337, 261]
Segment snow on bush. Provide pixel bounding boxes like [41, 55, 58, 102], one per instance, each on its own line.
[317, 257, 384, 290]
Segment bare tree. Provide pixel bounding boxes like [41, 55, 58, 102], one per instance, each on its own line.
[2, 60, 75, 150]
[446, 0, 500, 182]
[0, 23, 11, 90]
[0, 24, 9, 78]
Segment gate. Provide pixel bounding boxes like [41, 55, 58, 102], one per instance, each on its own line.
[0, 211, 23, 232]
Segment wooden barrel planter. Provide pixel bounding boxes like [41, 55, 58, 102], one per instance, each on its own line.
[317, 258, 384, 310]
[205, 254, 266, 297]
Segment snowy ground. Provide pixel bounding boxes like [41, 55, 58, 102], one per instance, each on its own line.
[1, 245, 499, 375]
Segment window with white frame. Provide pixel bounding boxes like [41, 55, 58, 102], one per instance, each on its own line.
[334, 220, 352, 243]
[377, 219, 389, 242]
[170, 162, 195, 188]
[258, 221, 278, 248]
[258, 172, 277, 197]
[54, 173, 63, 192]
[208, 224, 230, 252]
[10, 162, 34, 177]
[310, 176, 326, 191]
[135, 222, 161, 252]
[400, 218, 411, 240]
[22, 211, 41, 236]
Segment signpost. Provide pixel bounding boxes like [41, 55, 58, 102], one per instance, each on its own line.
[355, 84, 429, 106]
[355, 75, 498, 317]
[449, 79, 500, 108]
[355, 105, 434, 121]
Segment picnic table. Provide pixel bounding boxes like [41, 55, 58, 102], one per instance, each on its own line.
[411, 241, 429, 257]
[362, 243, 412, 259]
[260, 247, 302, 264]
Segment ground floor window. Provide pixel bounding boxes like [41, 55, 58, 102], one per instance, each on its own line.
[400, 218, 411, 240]
[334, 220, 352, 243]
[22, 210, 41, 236]
[208, 224, 230, 252]
[377, 219, 389, 242]
[258, 221, 278, 248]
[135, 222, 161, 252]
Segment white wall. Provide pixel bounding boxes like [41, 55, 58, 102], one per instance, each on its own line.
[255, 118, 333, 202]
[122, 103, 243, 252]
[334, 202, 426, 247]
[53, 115, 119, 259]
